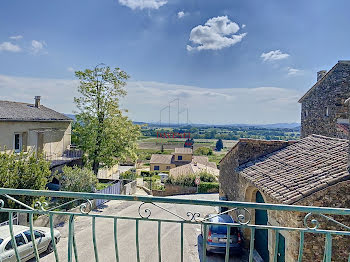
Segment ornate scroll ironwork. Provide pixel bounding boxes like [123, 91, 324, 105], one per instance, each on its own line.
[138, 202, 201, 221]
[303, 212, 350, 231]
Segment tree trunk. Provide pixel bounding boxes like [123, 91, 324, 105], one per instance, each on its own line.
[92, 160, 99, 176]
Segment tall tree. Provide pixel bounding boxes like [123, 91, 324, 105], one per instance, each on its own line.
[215, 139, 224, 151]
[74, 65, 140, 175]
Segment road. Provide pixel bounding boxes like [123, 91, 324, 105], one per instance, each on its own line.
[36, 194, 248, 262]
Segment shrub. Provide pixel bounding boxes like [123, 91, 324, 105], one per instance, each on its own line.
[198, 182, 219, 193]
[0, 152, 50, 206]
[120, 170, 138, 180]
[60, 166, 98, 193]
[194, 147, 213, 156]
[167, 172, 217, 187]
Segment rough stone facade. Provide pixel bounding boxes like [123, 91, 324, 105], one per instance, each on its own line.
[219, 138, 350, 262]
[299, 60, 350, 139]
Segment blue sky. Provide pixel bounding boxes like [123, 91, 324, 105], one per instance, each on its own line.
[1, 0, 350, 124]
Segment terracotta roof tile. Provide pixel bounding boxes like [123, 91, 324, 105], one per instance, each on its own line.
[236, 135, 349, 204]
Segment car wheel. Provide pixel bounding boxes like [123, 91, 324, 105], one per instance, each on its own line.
[46, 239, 56, 253]
[205, 249, 211, 256]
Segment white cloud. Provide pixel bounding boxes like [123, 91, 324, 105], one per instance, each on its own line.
[9, 35, 23, 40]
[67, 67, 75, 73]
[31, 40, 47, 54]
[177, 11, 185, 18]
[118, 0, 167, 10]
[241, 24, 246, 28]
[0, 42, 22, 52]
[261, 50, 290, 62]
[287, 67, 303, 76]
[187, 16, 247, 51]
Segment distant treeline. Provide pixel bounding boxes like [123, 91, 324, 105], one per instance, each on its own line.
[141, 126, 300, 141]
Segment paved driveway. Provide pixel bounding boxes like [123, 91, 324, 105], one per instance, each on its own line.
[35, 194, 248, 262]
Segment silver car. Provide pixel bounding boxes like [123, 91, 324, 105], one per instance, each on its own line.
[0, 225, 61, 262]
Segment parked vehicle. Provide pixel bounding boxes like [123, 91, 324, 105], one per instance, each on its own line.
[0, 225, 61, 262]
[201, 214, 243, 256]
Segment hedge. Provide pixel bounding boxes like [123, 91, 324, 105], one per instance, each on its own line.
[167, 172, 217, 187]
[198, 182, 219, 193]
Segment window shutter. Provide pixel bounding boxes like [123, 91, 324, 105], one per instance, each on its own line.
[22, 132, 28, 152]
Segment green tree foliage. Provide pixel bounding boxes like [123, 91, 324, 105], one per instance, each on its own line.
[194, 146, 213, 156]
[0, 152, 50, 207]
[120, 170, 139, 180]
[60, 166, 98, 193]
[73, 65, 141, 174]
[215, 139, 224, 151]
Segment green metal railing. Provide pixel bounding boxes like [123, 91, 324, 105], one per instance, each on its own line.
[0, 188, 350, 261]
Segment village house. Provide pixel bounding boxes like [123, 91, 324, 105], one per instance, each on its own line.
[150, 147, 217, 172]
[299, 60, 350, 139]
[0, 97, 82, 170]
[219, 60, 350, 262]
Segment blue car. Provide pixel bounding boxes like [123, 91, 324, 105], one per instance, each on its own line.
[201, 214, 243, 256]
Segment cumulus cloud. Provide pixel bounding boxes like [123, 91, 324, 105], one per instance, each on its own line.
[9, 35, 23, 40]
[287, 67, 303, 76]
[0, 42, 21, 52]
[0, 74, 301, 124]
[67, 67, 75, 73]
[187, 16, 247, 51]
[31, 40, 47, 54]
[118, 0, 167, 10]
[261, 50, 290, 62]
[241, 24, 246, 28]
[177, 11, 185, 18]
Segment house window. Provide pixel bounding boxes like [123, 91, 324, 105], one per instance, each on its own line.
[325, 106, 329, 117]
[178, 155, 183, 160]
[154, 166, 160, 171]
[166, 166, 170, 170]
[14, 133, 22, 153]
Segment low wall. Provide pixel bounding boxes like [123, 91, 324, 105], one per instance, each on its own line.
[121, 180, 137, 195]
[152, 184, 197, 197]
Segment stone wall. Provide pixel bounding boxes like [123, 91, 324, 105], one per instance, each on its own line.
[300, 61, 350, 138]
[152, 184, 197, 196]
[295, 180, 350, 262]
[220, 139, 350, 262]
[219, 138, 294, 200]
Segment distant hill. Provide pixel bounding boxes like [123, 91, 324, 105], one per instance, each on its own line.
[64, 114, 76, 121]
[63, 115, 300, 130]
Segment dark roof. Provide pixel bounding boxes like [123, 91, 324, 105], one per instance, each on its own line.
[0, 101, 72, 122]
[237, 135, 349, 204]
[150, 154, 173, 165]
[298, 60, 350, 103]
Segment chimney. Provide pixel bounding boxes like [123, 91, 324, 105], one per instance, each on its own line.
[317, 70, 327, 81]
[34, 96, 41, 108]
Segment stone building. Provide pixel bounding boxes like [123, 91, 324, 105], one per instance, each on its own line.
[150, 147, 216, 172]
[219, 60, 350, 261]
[299, 60, 350, 139]
[219, 135, 349, 261]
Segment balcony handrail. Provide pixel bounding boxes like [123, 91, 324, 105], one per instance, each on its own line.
[0, 187, 350, 216]
[0, 187, 349, 262]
